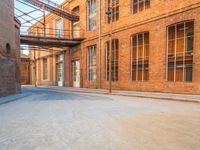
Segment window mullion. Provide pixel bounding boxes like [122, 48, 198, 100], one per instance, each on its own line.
[106, 43, 108, 80]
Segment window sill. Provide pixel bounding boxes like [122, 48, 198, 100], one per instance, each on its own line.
[166, 80, 193, 83]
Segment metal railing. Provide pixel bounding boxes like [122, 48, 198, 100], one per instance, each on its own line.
[20, 26, 85, 39]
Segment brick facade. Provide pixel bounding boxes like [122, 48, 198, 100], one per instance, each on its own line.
[29, 0, 200, 94]
[0, 0, 21, 97]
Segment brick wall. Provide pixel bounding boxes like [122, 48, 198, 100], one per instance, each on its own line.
[29, 0, 200, 94]
[0, 0, 21, 97]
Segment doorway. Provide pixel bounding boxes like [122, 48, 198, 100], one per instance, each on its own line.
[56, 54, 64, 86]
[72, 60, 80, 87]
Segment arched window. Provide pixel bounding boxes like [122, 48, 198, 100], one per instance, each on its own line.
[87, 0, 96, 30]
[167, 21, 194, 82]
[105, 39, 119, 81]
[106, 0, 119, 23]
[131, 32, 149, 81]
[87, 45, 97, 81]
[132, 0, 150, 14]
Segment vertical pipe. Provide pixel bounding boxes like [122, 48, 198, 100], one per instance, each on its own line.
[34, 47, 37, 87]
[174, 24, 177, 82]
[183, 22, 186, 81]
[109, 4, 113, 94]
[130, 36, 133, 81]
[98, 0, 101, 88]
[166, 27, 169, 81]
[106, 43, 108, 80]
[136, 34, 138, 81]
[87, 47, 89, 80]
[43, 6, 46, 37]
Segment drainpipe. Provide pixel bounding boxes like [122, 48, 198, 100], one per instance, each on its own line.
[98, 0, 101, 89]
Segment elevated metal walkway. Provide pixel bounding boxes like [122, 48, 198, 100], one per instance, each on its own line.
[20, 35, 84, 47]
[20, 26, 84, 47]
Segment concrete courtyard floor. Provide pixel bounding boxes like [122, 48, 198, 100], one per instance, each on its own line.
[0, 87, 199, 150]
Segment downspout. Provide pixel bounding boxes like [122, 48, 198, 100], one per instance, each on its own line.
[98, 0, 101, 88]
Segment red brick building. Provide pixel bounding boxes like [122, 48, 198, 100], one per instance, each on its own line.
[0, 0, 21, 97]
[29, 0, 200, 94]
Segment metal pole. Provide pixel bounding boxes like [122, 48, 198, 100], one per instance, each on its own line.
[98, 0, 101, 89]
[43, 5, 46, 37]
[108, 6, 112, 94]
[34, 47, 37, 87]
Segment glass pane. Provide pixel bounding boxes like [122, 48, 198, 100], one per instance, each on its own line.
[168, 62, 174, 81]
[185, 66, 192, 82]
[185, 21, 194, 53]
[177, 23, 184, 39]
[168, 26, 175, 40]
[139, 0, 144, 11]
[186, 35, 194, 52]
[133, 4, 138, 14]
[144, 64, 149, 80]
[176, 38, 184, 56]
[138, 65, 142, 81]
[176, 61, 183, 81]
[168, 40, 175, 56]
[185, 61, 193, 82]
[145, 0, 150, 9]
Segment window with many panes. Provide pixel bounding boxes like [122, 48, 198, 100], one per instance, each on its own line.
[106, 0, 119, 23]
[167, 21, 194, 82]
[43, 58, 48, 80]
[105, 39, 119, 81]
[87, 0, 96, 31]
[55, 18, 63, 37]
[132, 0, 150, 14]
[131, 32, 149, 81]
[87, 45, 97, 81]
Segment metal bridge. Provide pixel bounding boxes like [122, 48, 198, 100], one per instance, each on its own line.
[20, 26, 84, 47]
[15, 0, 83, 48]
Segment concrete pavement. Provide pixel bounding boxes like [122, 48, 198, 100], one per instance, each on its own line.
[0, 87, 199, 150]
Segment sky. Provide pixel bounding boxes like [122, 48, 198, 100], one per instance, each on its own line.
[14, 0, 65, 27]
[14, 0, 65, 54]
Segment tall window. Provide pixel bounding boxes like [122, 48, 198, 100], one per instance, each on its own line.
[87, 0, 96, 31]
[132, 0, 150, 14]
[43, 58, 48, 80]
[105, 39, 119, 81]
[167, 21, 194, 82]
[55, 18, 63, 37]
[106, 0, 119, 23]
[131, 32, 149, 81]
[45, 24, 49, 36]
[72, 6, 80, 38]
[87, 45, 96, 81]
